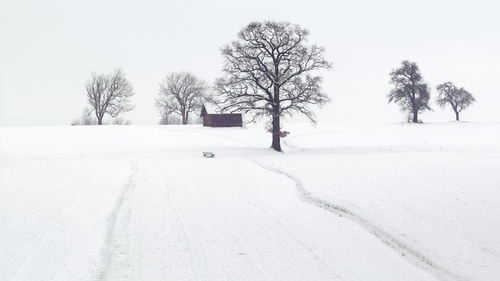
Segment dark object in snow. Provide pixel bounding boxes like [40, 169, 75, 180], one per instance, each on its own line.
[200, 104, 242, 127]
[267, 128, 290, 138]
[203, 152, 216, 158]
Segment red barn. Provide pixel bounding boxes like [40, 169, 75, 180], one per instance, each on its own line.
[200, 104, 242, 127]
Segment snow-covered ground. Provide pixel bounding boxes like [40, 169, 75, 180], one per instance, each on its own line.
[1, 122, 499, 281]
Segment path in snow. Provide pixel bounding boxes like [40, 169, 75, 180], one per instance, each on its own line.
[250, 159, 464, 281]
[96, 164, 137, 281]
[0, 158, 134, 281]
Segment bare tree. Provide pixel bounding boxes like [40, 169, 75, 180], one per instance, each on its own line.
[86, 69, 134, 125]
[436, 82, 475, 121]
[112, 117, 132, 125]
[157, 72, 207, 125]
[388, 61, 431, 123]
[71, 107, 97, 126]
[155, 93, 178, 125]
[215, 21, 332, 151]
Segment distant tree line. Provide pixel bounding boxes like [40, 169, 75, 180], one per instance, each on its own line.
[388, 60, 476, 123]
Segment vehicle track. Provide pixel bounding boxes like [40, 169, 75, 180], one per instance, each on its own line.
[249, 159, 467, 281]
[95, 164, 137, 281]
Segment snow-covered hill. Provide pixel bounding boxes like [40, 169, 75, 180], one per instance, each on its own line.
[1, 122, 499, 281]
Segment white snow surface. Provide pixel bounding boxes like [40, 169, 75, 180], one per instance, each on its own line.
[1, 122, 499, 281]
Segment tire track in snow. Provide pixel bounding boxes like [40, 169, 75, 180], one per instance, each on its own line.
[164, 180, 199, 281]
[95, 163, 137, 281]
[249, 159, 468, 281]
[6, 170, 105, 281]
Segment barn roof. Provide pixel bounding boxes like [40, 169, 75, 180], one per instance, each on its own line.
[200, 103, 220, 117]
[202, 103, 218, 114]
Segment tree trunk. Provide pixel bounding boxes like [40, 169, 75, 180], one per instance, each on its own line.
[271, 62, 283, 152]
[412, 111, 418, 123]
[411, 95, 418, 123]
[271, 109, 282, 152]
[455, 111, 460, 121]
[181, 110, 187, 125]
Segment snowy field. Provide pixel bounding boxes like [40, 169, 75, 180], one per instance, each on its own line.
[1, 122, 499, 281]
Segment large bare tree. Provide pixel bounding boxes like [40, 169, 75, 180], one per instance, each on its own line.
[215, 21, 332, 151]
[436, 82, 475, 121]
[86, 69, 134, 125]
[388, 61, 431, 123]
[157, 72, 207, 125]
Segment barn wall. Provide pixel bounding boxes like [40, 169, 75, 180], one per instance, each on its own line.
[203, 114, 242, 127]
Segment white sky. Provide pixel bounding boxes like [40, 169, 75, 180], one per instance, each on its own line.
[1, 0, 499, 126]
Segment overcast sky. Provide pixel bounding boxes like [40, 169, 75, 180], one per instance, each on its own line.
[1, 0, 499, 126]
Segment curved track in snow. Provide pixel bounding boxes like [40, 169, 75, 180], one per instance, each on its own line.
[249, 159, 466, 281]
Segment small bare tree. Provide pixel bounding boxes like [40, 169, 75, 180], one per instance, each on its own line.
[86, 69, 134, 125]
[155, 93, 178, 125]
[436, 82, 475, 121]
[388, 61, 431, 123]
[157, 72, 207, 125]
[215, 21, 332, 151]
[112, 117, 132, 125]
[71, 107, 97, 126]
